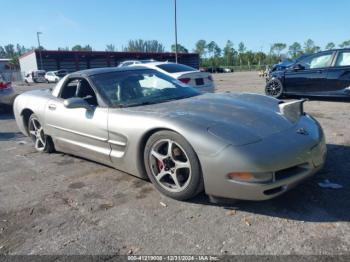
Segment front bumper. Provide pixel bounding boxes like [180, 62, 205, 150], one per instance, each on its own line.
[200, 115, 327, 201]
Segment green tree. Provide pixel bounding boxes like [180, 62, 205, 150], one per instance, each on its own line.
[16, 44, 27, 56]
[270, 43, 287, 57]
[72, 44, 92, 51]
[245, 51, 255, 68]
[255, 52, 266, 66]
[223, 40, 235, 66]
[303, 39, 320, 54]
[83, 45, 92, 51]
[171, 44, 188, 53]
[206, 41, 217, 57]
[339, 40, 350, 48]
[0, 46, 6, 58]
[4, 44, 15, 57]
[206, 41, 220, 68]
[72, 45, 83, 51]
[288, 42, 302, 59]
[126, 39, 164, 53]
[238, 42, 246, 66]
[106, 44, 116, 52]
[194, 40, 207, 58]
[325, 42, 336, 50]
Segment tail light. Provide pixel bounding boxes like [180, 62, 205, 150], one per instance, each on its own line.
[208, 75, 213, 81]
[0, 82, 11, 90]
[179, 78, 191, 84]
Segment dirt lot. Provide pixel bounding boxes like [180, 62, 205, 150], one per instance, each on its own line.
[0, 72, 349, 255]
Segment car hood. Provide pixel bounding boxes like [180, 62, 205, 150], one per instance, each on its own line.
[126, 93, 294, 146]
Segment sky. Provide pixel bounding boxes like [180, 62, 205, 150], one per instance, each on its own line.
[1, 0, 349, 53]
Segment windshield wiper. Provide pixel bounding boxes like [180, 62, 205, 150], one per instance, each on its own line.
[117, 95, 195, 108]
[118, 101, 158, 108]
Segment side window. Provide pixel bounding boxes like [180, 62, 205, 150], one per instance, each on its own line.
[300, 53, 333, 69]
[60, 79, 79, 99]
[60, 79, 98, 106]
[76, 80, 98, 106]
[335, 51, 350, 67]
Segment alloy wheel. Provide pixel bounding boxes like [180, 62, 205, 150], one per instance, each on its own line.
[29, 117, 46, 152]
[149, 139, 192, 193]
[266, 80, 282, 97]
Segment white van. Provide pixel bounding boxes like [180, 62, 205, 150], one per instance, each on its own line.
[24, 70, 46, 84]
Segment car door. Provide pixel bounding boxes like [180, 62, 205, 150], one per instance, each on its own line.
[284, 51, 335, 95]
[326, 50, 350, 95]
[45, 77, 111, 165]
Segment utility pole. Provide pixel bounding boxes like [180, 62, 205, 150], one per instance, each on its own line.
[37, 32, 43, 70]
[174, 0, 178, 63]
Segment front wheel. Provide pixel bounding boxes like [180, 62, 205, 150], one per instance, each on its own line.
[144, 131, 204, 201]
[28, 114, 55, 153]
[265, 78, 284, 98]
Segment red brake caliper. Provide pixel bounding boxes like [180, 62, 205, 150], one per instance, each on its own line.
[157, 159, 164, 172]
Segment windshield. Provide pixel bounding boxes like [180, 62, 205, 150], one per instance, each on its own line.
[90, 69, 200, 107]
[157, 63, 197, 73]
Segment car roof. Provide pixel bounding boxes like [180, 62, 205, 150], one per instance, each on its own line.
[308, 48, 350, 56]
[68, 66, 154, 78]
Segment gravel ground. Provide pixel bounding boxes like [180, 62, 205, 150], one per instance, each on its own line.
[0, 71, 349, 255]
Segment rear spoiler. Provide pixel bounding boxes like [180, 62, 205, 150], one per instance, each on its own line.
[279, 99, 308, 123]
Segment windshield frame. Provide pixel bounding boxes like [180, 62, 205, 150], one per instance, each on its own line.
[90, 69, 201, 108]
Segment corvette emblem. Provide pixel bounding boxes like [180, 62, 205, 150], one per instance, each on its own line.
[297, 128, 309, 135]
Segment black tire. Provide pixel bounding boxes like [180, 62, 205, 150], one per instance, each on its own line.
[144, 130, 204, 201]
[28, 114, 55, 153]
[265, 78, 284, 98]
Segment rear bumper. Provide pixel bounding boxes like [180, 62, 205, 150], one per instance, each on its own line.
[0, 88, 15, 105]
[200, 115, 327, 201]
[196, 83, 215, 93]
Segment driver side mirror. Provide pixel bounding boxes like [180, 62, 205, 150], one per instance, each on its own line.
[64, 97, 92, 111]
[292, 64, 305, 71]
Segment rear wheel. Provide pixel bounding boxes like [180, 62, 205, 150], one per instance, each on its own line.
[28, 114, 55, 153]
[265, 78, 284, 98]
[144, 131, 203, 201]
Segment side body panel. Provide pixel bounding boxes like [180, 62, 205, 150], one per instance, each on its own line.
[44, 97, 110, 165]
[284, 68, 329, 94]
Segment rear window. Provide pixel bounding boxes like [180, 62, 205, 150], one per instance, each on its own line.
[157, 63, 196, 73]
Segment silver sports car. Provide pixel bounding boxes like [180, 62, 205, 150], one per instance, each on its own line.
[14, 67, 327, 201]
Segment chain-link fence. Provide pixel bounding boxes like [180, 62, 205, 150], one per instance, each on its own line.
[225, 65, 269, 72]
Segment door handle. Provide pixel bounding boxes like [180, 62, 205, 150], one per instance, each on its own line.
[48, 104, 57, 110]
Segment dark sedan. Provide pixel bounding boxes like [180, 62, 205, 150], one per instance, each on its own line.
[265, 49, 350, 98]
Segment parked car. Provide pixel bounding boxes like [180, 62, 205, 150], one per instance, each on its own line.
[14, 67, 326, 201]
[118, 60, 156, 68]
[132, 62, 215, 93]
[266, 49, 350, 98]
[0, 74, 15, 106]
[201, 67, 233, 73]
[45, 70, 68, 83]
[24, 70, 46, 84]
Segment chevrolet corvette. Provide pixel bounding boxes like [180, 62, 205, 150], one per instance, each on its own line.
[14, 67, 327, 201]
